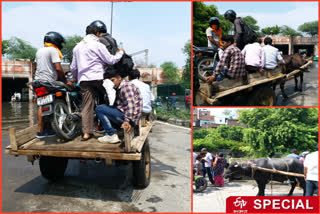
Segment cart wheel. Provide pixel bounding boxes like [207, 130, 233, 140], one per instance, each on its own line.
[39, 156, 68, 181]
[248, 86, 276, 106]
[133, 140, 151, 188]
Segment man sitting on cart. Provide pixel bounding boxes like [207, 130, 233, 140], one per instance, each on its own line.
[262, 37, 284, 70]
[206, 35, 246, 84]
[95, 69, 143, 144]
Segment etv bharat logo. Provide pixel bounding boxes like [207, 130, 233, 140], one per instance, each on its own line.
[233, 197, 248, 209]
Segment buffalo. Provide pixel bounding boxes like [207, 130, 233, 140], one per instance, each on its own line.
[224, 157, 305, 196]
[276, 54, 307, 98]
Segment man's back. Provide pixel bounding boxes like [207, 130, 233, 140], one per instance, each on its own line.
[263, 45, 284, 69]
[35, 47, 61, 82]
[304, 151, 318, 181]
[130, 79, 153, 113]
[242, 43, 264, 68]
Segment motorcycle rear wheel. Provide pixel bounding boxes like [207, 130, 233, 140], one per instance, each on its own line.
[193, 177, 208, 193]
[197, 57, 217, 82]
[51, 99, 79, 140]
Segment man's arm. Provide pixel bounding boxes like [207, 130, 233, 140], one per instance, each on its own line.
[70, 49, 78, 82]
[304, 166, 308, 179]
[54, 63, 67, 83]
[277, 51, 285, 64]
[260, 49, 265, 69]
[234, 18, 243, 46]
[208, 36, 220, 47]
[206, 49, 230, 84]
[96, 43, 124, 65]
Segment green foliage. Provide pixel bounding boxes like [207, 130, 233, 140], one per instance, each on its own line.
[243, 16, 260, 31]
[61, 35, 83, 63]
[2, 37, 37, 61]
[280, 25, 301, 37]
[261, 25, 281, 36]
[298, 21, 318, 36]
[193, 129, 212, 139]
[160, 62, 180, 83]
[193, 2, 232, 47]
[181, 40, 191, 89]
[155, 107, 190, 121]
[239, 108, 318, 157]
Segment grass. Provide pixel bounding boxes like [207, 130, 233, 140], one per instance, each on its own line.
[155, 107, 191, 121]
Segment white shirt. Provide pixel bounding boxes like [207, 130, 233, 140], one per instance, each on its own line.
[262, 45, 284, 69]
[304, 151, 318, 181]
[102, 79, 116, 106]
[204, 152, 213, 168]
[206, 27, 219, 48]
[35, 47, 61, 82]
[193, 152, 198, 165]
[130, 79, 154, 113]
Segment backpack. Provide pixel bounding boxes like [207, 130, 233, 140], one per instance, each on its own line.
[99, 33, 134, 77]
[239, 18, 258, 45]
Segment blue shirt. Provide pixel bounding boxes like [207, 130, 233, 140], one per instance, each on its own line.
[287, 154, 300, 160]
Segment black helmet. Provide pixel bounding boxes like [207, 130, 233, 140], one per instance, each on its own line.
[90, 20, 107, 33]
[209, 17, 220, 27]
[224, 10, 237, 22]
[44, 32, 65, 50]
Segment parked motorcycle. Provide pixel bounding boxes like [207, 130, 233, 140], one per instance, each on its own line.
[193, 45, 219, 82]
[193, 168, 208, 193]
[30, 73, 82, 140]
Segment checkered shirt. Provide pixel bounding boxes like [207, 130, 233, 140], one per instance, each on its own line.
[116, 81, 142, 125]
[214, 44, 246, 78]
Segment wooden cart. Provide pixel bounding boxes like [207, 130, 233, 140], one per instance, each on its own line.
[5, 118, 153, 188]
[195, 60, 313, 106]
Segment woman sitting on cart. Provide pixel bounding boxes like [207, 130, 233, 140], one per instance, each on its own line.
[206, 35, 246, 84]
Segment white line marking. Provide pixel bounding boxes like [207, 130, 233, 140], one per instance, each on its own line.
[156, 120, 191, 130]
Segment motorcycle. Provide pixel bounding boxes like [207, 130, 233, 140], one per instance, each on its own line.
[30, 72, 82, 140]
[193, 45, 220, 82]
[193, 168, 208, 193]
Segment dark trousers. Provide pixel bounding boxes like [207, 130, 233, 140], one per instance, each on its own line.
[80, 80, 107, 134]
[206, 167, 215, 185]
[306, 180, 318, 196]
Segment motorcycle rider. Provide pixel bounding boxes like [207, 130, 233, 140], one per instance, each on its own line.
[34, 31, 73, 138]
[206, 17, 222, 49]
[70, 25, 125, 141]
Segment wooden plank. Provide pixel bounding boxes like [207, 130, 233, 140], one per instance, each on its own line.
[124, 128, 134, 152]
[252, 165, 305, 178]
[5, 148, 141, 160]
[135, 122, 153, 152]
[286, 60, 313, 79]
[21, 134, 124, 153]
[16, 125, 38, 146]
[9, 128, 18, 151]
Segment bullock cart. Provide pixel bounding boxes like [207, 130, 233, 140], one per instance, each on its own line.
[195, 60, 313, 106]
[5, 116, 153, 188]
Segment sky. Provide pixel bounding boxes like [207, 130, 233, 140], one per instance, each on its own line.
[205, 2, 318, 30]
[2, 2, 191, 68]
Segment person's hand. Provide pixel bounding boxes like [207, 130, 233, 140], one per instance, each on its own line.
[118, 48, 125, 54]
[66, 81, 74, 87]
[206, 76, 215, 84]
[121, 122, 131, 133]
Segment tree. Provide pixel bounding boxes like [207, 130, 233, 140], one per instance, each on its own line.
[160, 62, 180, 83]
[280, 25, 301, 37]
[61, 35, 83, 63]
[261, 26, 281, 36]
[193, 2, 232, 47]
[238, 108, 318, 157]
[181, 40, 191, 89]
[243, 16, 260, 31]
[2, 37, 37, 61]
[298, 21, 318, 36]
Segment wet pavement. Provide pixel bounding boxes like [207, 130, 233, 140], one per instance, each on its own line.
[193, 179, 304, 213]
[2, 102, 191, 212]
[275, 62, 318, 106]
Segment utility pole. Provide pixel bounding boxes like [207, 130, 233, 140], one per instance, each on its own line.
[110, 2, 113, 36]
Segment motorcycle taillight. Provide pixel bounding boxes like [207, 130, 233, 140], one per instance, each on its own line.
[35, 87, 48, 96]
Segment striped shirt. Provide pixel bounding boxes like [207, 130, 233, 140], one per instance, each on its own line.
[214, 44, 246, 78]
[116, 81, 142, 125]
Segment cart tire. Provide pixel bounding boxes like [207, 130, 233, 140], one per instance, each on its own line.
[133, 140, 151, 188]
[39, 156, 68, 181]
[193, 177, 208, 193]
[248, 86, 276, 106]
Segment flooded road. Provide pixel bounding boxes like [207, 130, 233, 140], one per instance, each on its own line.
[275, 62, 318, 106]
[2, 102, 191, 212]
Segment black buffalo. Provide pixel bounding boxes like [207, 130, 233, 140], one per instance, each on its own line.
[224, 157, 305, 196]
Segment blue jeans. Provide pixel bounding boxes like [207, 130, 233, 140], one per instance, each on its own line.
[95, 105, 124, 136]
[216, 68, 229, 82]
[306, 180, 318, 196]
